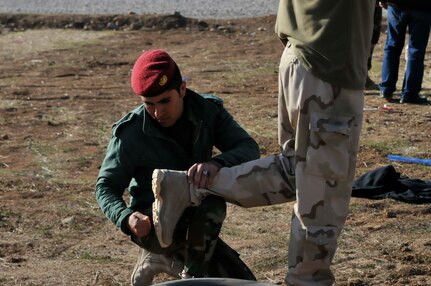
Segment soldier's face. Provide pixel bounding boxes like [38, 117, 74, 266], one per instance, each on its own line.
[141, 81, 186, 128]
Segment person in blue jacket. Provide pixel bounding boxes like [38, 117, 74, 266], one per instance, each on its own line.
[95, 49, 260, 285]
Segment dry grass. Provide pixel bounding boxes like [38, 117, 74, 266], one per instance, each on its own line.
[0, 15, 430, 286]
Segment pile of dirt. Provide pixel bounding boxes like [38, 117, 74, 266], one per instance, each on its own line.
[0, 12, 211, 32]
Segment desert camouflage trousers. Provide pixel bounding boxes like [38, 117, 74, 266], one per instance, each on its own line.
[279, 44, 364, 285]
[192, 44, 364, 285]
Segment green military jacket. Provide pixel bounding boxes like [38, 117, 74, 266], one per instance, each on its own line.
[95, 89, 260, 234]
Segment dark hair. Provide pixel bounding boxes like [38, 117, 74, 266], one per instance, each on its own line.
[167, 64, 183, 94]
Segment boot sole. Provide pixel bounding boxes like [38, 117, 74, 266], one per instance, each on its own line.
[152, 169, 171, 248]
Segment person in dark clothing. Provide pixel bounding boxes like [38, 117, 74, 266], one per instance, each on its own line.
[366, 0, 383, 89]
[95, 49, 260, 285]
[378, 0, 431, 104]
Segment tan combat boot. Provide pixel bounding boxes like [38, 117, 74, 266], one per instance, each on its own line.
[152, 155, 296, 248]
[131, 248, 183, 286]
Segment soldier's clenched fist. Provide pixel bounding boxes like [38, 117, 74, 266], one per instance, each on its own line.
[127, 212, 151, 237]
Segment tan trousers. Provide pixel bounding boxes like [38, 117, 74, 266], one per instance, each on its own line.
[191, 44, 364, 285]
[279, 45, 363, 285]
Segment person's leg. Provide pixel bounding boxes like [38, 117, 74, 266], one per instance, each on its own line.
[400, 10, 431, 102]
[367, 3, 382, 89]
[379, 6, 407, 96]
[131, 247, 183, 286]
[130, 213, 188, 285]
[278, 44, 364, 285]
[182, 195, 226, 277]
[370, 4, 383, 64]
[152, 154, 297, 247]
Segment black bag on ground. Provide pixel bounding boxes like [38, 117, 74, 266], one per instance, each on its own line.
[207, 238, 257, 281]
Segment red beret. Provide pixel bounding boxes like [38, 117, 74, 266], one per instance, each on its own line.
[131, 49, 177, 97]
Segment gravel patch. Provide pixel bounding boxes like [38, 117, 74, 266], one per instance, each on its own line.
[0, 0, 279, 19]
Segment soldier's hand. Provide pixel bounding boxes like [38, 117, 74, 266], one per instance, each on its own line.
[187, 160, 222, 189]
[127, 211, 151, 237]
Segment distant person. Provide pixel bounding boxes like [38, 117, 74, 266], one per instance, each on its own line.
[366, 0, 383, 89]
[95, 49, 260, 284]
[152, 1, 375, 285]
[378, 0, 431, 104]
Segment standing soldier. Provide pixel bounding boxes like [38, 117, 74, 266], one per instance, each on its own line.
[152, 1, 375, 285]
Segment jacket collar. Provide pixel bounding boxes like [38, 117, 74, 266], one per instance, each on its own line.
[141, 89, 209, 137]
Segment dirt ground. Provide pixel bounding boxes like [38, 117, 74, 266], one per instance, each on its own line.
[0, 13, 430, 286]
